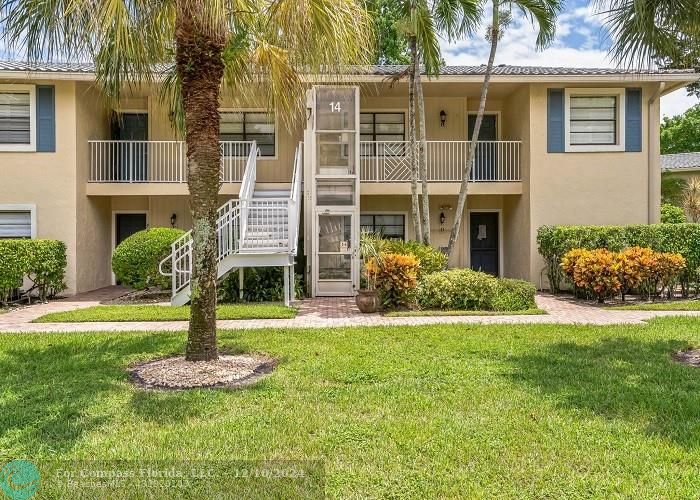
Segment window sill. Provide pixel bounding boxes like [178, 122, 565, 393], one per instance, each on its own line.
[564, 144, 625, 153]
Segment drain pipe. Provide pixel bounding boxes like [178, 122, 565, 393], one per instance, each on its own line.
[648, 82, 665, 224]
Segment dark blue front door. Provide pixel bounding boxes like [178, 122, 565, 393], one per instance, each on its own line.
[470, 212, 499, 276]
[468, 114, 498, 181]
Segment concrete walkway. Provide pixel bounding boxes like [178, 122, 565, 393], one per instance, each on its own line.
[1, 287, 700, 333]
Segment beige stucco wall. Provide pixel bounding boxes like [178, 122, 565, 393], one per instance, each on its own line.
[75, 82, 112, 292]
[0, 80, 80, 293]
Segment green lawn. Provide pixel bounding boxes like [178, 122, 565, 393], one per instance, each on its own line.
[3, 319, 700, 497]
[33, 303, 297, 322]
[612, 299, 700, 311]
[384, 308, 546, 317]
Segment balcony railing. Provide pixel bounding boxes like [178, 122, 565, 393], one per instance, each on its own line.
[88, 140, 254, 183]
[360, 140, 521, 182]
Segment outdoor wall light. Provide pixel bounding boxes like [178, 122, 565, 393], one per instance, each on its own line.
[439, 211, 446, 225]
[440, 110, 447, 127]
[170, 213, 177, 228]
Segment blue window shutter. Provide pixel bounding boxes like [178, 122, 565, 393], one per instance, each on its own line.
[547, 88, 565, 153]
[36, 85, 55, 152]
[625, 88, 642, 152]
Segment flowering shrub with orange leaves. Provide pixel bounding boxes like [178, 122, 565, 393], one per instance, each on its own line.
[616, 247, 656, 300]
[562, 248, 621, 303]
[366, 252, 419, 309]
[561, 247, 686, 302]
[651, 252, 686, 296]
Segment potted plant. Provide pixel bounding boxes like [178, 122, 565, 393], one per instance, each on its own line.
[356, 232, 384, 313]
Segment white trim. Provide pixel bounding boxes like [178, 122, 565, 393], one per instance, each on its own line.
[0, 84, 36, 152]
[218, 108, 279, 160]
[359, 211, 409, 240]
[466, 209, 503, 278]
[564, 88, 626, 153]
[0, 203, 37, 238]
[467, 111, 501, 140]
[111, 210, 149, 285]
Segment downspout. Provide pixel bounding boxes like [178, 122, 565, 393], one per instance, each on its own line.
[648, 82, 665, 224]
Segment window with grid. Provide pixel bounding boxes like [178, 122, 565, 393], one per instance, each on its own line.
[360, 112, 405, 156]
[220, 111, 275, 156]
[0, 91, 31, 145]
[568, 95, 617, 146]
[360, 214, 405, 240]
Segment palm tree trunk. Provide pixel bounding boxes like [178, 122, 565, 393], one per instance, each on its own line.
[415, 62, 430, 244]
[408, 36, 421, 241]
[446, 1, 500, 258]
[175, 0, 225, 361]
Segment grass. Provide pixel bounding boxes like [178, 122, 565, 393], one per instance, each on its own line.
[3, 318, 700, 497]
[33, 303, 297, 322]
[612, 299, 700, 311]
[384, 308, 546, 317]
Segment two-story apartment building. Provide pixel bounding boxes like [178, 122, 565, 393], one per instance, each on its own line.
[0, 61, 697, 298]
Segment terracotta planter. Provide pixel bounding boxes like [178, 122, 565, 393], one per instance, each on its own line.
[355, 289, 379, 313]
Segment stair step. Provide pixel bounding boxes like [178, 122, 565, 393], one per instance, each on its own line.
[253, 189, 291, 199]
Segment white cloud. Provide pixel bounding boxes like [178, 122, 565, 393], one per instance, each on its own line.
[661, 89, 699, 118]
[440, 6, 698, 117]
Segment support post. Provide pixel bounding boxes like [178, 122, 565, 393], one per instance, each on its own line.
[283, 265, 290, 306]
[289, 265, 295, 302]
[238, 268, 244, 300]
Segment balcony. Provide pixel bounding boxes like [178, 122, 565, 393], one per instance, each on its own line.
[360, 140, 521, 182]
[89, 140, 253, 183]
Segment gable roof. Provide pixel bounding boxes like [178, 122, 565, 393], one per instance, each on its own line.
[661, 152, 700, 171]
[0, 60, 697, 79]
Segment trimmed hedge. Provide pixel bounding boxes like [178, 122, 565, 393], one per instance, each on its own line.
[112, 228, 185, 290]
[537, 224, 700, 293]
[0, 239, 67, 303]
[417, 268, 536, 312]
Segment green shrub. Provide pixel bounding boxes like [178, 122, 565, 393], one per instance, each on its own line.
[661, 204, 687, 224]
[383, 239, 447, 278]
[417, 268, 534, 312]
[219, 267, 303, 303]
[492, 278, 537, 311]
[112, 228, 185, 290]
[0, 239, 67, 303]
[537, 224, 700, 295]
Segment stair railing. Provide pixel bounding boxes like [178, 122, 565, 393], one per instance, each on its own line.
[239, 141, 259, 248]
[289, 142, 303, 254]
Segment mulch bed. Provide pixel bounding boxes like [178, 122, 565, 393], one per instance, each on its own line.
[128, 353, 277, 390]
[672, 349, 700, 368]
[105, 288, 171, 305]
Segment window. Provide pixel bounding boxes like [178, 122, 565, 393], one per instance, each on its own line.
[361, 214, 405, 240]
[0, 85, 35, 151]
[565, 88, 625, 152]
[220, 111, 275, 157]
[0, 210, 33, 238]
[360, 112, 405, 156]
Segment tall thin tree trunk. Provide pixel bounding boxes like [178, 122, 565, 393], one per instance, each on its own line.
[446, 1, 500, 258]
[175, 0, 225, 361]
[408, 35, 421, 241]
[415, 62, 430, 244]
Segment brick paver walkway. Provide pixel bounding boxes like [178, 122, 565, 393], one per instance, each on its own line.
[1, 286, 700, 333]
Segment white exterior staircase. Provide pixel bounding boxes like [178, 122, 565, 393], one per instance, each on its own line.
[159, 141, 303, 306]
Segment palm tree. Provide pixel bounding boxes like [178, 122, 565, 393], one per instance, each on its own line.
[2, 0, 372, 361]
[395, 0, 480, 244]
[593, 0, 700, 70]
[446, 0, 562, 258]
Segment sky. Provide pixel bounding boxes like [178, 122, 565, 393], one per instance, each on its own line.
[440, 0, 699, 119]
